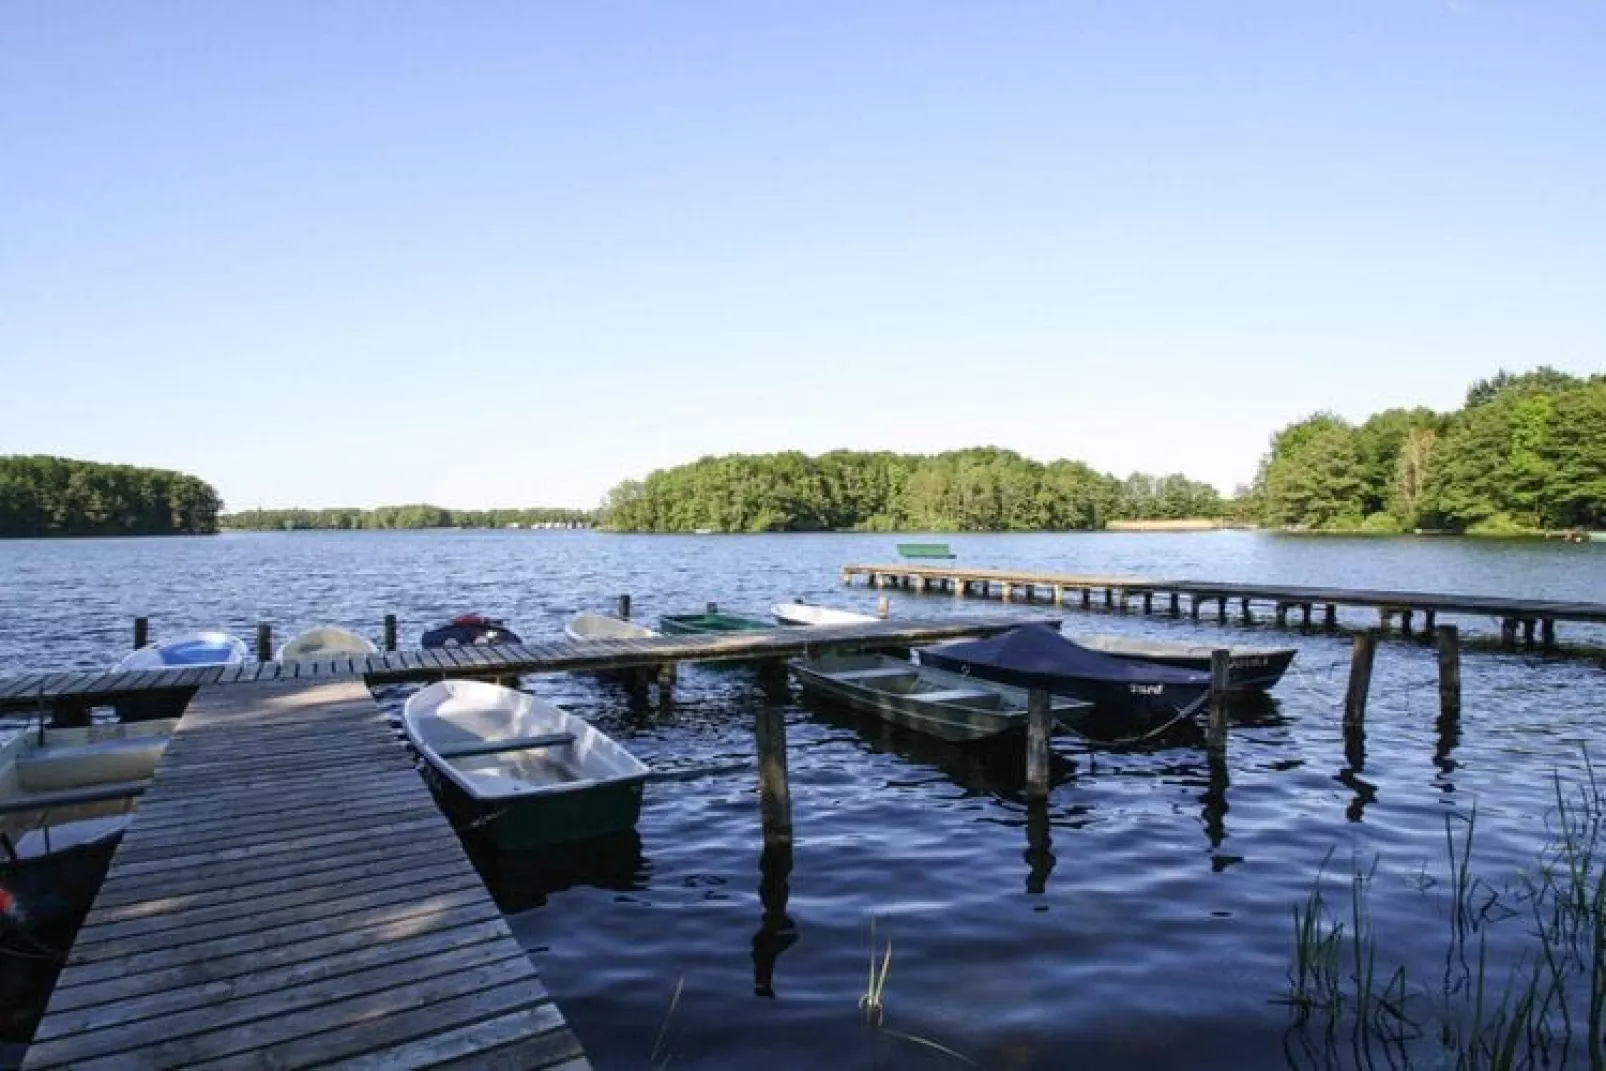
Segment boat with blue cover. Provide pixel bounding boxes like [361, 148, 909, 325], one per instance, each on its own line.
[113, 631, 248, 671]
[918, 624, 1212, 724]
[1071, 632, 1296, 691]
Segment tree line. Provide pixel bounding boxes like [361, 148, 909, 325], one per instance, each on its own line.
[1250, 367, 1605, 534]
[220, 505, 596, 531]
[0, 455, 222, 537]
[601, 447, 1223, 532]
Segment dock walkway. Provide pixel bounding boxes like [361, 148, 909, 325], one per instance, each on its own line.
[22, 678, 588, 1070]
[842, 564, 1606, 648]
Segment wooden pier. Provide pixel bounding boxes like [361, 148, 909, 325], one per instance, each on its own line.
[22, 678, 588, 1070]
[0, 615, 1041, 719]
[841, 564, 1606, 649]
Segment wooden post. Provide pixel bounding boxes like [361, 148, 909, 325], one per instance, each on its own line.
[1522, 619, 1536, 648]
[1169, 592, 1180, 617]
[755, 701, 793, 844]
[1239, 598, 1252, 625]
[1300, 603, 1312, 628]
[616, 594, 632, 620]
[1024, 800, 1054, 895]
[255, 622, 273, 662]
[1142, 592, 1153, 615]
[1435, 625, 1461, 720]
[876, 596, 890, 619]
[1500, 618, 1517, 647]
[1207, 649, 1230, 752]
[1542, 618, 1556, 648]
[656, 661, 676, 705]
[1025, 689, 1052, 802]
[1378, 608, 1392, 633]
[1081, 589, 1092, 610]
[383, 614, 398, 651]
[133, 616, 149, 650]
[1053, 585, 1065, 606]
[1323, 604, 1337, 630]
[1344, 630, 1378, 728]
[913, 576, 926, 594]
[1274, 603, 1288, 627]
[1190, 595, 1200, 620]
[1400, 610, 1414, 637]
[1423, 609, 1436, 632]
[1217, 597, 1227, 624]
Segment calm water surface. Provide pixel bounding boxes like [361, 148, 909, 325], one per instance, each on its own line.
[2, 530, 1605, 1069]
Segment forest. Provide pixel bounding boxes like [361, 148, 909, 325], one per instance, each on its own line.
[0, 455, 222, 537]
[220, 505, 595, 530]
[601, 448, 1222, 532]
[1250, 367, 1605, 534]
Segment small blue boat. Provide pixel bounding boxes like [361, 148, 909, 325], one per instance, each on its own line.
[114, 631, 249, 671]
[918, 624, 1211, 726]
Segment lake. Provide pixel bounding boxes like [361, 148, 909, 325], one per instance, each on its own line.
[3, 530, 1605, 1069]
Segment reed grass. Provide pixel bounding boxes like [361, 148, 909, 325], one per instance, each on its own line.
[1283, 753, 1606, 1069]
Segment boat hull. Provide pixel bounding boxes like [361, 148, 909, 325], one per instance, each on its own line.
[659, 613, 774, 635]
[918, 649, 1210, 722]
[483, 778, 645, 849]
[1075, 637, 1296, 691]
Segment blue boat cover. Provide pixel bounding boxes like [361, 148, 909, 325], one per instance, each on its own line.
[925, 625, 1210, 685]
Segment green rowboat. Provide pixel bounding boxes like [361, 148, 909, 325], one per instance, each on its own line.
[897, 542, 956, 559]
[659, 612, 775, 635]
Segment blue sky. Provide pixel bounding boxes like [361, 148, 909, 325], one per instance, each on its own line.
[2, 2, 1601, 509]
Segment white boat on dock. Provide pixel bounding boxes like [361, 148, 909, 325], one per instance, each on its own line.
[277, 625, 379, 662]
[771, 602, 877, 627]
[403, 680, 650, 847]
[563, 612, 659, 643]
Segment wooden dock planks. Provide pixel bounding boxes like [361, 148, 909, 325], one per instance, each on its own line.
[23, 678, 589, 1071]
[0, 615, 1044, 711]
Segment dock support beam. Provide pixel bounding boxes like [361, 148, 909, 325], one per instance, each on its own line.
[1436, 625, 1461, 720]
[1081, 589, 1091, 610]
[1142, 592, 1153, 615]
[1217, 597, 1227, 624]
[656, 662, 676, 705]
[1301, 603, 1312, 629]
[1190, 596, 1200, 621]
[1344, 630, 1378, 728]
[1501, 618, 1518, 647]
[1423, 609, 1436, 632]
[256, 623, 273, 663]
[1274, 604, 1288, 627]
[1207, 649, 1230, 752]
[1523, 619, 1536, 648]
[1025, 689, 1052, 802]
[133, 616, 149, 650]
[1104, 588, 1114, 610]
[755, 697, 792, 845]
[383, 614, 398, 652]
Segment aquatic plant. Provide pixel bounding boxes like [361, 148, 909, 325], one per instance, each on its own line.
[1281, 757, 1606, 1069]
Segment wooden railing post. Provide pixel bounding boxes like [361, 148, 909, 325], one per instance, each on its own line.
[256, 622, 273, 662]
[383, 614, 398, 651]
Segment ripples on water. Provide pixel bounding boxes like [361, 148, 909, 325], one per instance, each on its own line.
[2, 531, 1605, 1069]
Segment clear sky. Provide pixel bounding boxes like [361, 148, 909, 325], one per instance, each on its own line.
[2, 2, 1602, 510]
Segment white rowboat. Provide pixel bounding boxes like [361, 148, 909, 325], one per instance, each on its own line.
[277, 626, 379, 662]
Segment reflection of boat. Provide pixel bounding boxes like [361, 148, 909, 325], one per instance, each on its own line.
[114, 631, 248, 670]
[771, 602, 876, 627]
[1, 719, 173, 929]
[659, 612, 773, 635]
[277, 626, 378, 662]
[563, 612, 659, 642]
[789, 652, 1090, 743]
[919, 625, 1211, 724]
[473, 828, 647, 914]
[403, 680, 649, 848]
[421, 614, 523, 648]
[1070, 633, 1296, 691]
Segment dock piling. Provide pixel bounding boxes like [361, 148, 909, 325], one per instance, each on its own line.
[1169, 592, 1180, 617]
[755, 699, 793, 844]
[1436, 625, 1461, 720]
[1207, 649, 1230, 751]
[1240, 598, 1253, 625]
[383, 614, 397, 651]
[656, 661, 677, 705]
[255, 622, 273, 663]
[1025, 688, 1052, 801]
[1542, 618, 1556, 648]
[1344, 630, 1378, 727]
[133, 616, 149, 650]
[617, 594, 632, 620]
[1324, 604, 1337, 630]
[1523, 619, 1537, 648]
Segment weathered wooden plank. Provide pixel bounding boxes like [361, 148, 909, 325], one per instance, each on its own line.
[125, 773, 425, 829]
[117, 786, 425, 855]
[103, 813, 444, 877]
[329, 1004, 580, 1071]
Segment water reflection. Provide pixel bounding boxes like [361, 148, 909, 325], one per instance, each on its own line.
[1337, 721, 1378, 823]
[1024, 801, 1055, 894]
[472, 828, 649, 914]
[751, 838, 797, 996]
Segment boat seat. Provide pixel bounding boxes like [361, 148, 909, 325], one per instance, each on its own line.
[0, 778, 151, 816]
[435, 732, 576, 760]
[827, 667, 917, 682]
[914, 688, 997, 704]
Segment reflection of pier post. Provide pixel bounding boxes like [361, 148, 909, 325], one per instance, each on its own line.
[752, 685, 798, 995]
[1202, 746, 1229, 853]
[1024, 801, 1055, 894]
[1339, 720, 1376, 823]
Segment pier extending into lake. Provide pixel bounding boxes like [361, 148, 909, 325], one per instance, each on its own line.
[841, 564, 1606, 649]
[22, 678, 589, 1070]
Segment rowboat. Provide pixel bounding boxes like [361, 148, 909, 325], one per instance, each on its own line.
[1071, 633, 1296, 691]
[421, 614, 523, 648]
[918, 624, 1212, 724]
[659, 612, 774, 635]
[113, 631, 248, 671]
[789, 652, 1090, 743]
[402, 680, 649, 848]
[897, 542, 956, 559]
[1, 719, 173, 928]
[277, 625, 379, 662]
[771, 602, 876, 627]
[564, 612, 659, 642]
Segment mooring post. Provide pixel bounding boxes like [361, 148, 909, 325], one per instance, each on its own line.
[1239, 598, 1252, 625]
[1025, 688, 1052, 802]
[1208, 649, 1230, 752]
[1423, 609, 1436, 632]
[1103, 588, 1114, 610]
[1190, 595, 1200, 620]
[1301, 603, 1312, 629]
[1274, 603, 1288, 627]
[877, 596, 890, 619]
[1435, 624, 1461, 720]
[1344, 630, 1378, 728]
[133, 616, 149, 650]
[1522, 619, 1536, 648]
[383, 614, 398, 651]
[1081, 588, 1092, 610]
[1217, 597, 1227, 624]
[1169, 592, 1180, 617]
[1500, 618, 1517, 647]
[1323, 604, 1337, 630]
[1142, 592, 1153, 615]
[755, 699, 793, 844]
[656, 661, 676, 705]
[255, 622, 273, 662]
[616, 594, 632, 620]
